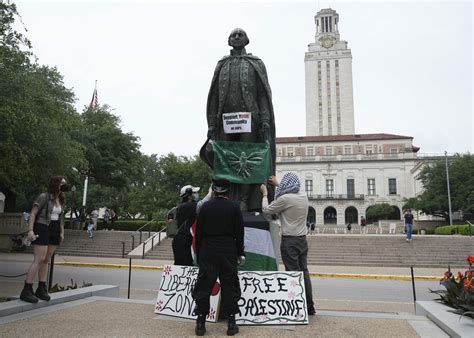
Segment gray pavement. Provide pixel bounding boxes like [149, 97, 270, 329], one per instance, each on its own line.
[0, 252, 451, 337]
[0, 297, 447, 337]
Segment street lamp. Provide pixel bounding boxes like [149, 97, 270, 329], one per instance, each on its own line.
[445, 151, 453, 226]
[70, 185, 76, 229]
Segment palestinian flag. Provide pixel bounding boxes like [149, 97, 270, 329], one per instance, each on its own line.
[239, 212, 277, 271]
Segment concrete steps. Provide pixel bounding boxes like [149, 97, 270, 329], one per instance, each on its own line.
[145, 235, 473, 268]
[25, 229, 147, 258]
[35, 230, 473, 268]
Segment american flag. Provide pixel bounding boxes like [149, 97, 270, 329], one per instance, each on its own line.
[89, 83, 98, 109]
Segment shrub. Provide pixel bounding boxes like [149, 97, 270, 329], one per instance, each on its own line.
[64, 219, 167, 231]
[434, 224, 472, 236]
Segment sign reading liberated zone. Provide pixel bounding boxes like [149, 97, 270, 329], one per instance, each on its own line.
[236, 271, 308, 325]
[222, 112, 251, 134]
[154, 265, 221, 322]
[155, 266, 308, 325]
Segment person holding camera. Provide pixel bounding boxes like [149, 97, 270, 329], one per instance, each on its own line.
[20, 176, 69, 303]
[172, 184, 211, 266]
[192, 179, 245, 336]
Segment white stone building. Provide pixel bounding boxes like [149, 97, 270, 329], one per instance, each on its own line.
[276, 8, 424, 226]
[276, 134, 420, 226]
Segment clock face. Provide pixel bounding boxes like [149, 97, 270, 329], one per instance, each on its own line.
[320, 36, 335, 49]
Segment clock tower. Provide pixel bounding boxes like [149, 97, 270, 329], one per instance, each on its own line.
[305, 8, 355, 136]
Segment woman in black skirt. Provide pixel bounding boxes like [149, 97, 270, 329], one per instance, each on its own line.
[20, 176, 69, 303]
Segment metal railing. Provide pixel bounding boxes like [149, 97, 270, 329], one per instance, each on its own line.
[121, 219, 156, 258]
[139, 226, 167, 259]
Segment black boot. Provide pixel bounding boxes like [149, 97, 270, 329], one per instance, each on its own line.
[20, 282, 38, 303]
[227, 314, 239, 336]
[195, 314, 206, 336]
[35, 281, 51, 301]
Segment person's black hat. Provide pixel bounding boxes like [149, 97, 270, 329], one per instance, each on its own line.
[212, 179, 230, 193]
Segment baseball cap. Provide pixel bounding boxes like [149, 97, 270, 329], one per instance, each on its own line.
[212, 179, 230, 193]
[180, 185, 200, 197]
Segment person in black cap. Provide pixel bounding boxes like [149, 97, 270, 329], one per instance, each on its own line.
[172, 184, 210, 266]
[192, 179, 245, 336]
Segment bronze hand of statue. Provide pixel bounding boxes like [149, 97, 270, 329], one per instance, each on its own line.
[207, 126, 216, 140]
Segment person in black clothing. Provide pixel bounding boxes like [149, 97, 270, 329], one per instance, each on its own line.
[404, 209, 414, 242]
[172, 184, 210, 266]
[192, 179, 245, 336]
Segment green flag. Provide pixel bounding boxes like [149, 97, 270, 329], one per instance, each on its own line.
[212, 140, 270, 184]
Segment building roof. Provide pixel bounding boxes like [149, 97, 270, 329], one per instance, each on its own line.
[276, 133, 413, 144]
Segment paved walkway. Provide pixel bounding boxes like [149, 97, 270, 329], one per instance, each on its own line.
[0, 253, 451, 337]
[0, 252, 447, 280]
[0, 296, 448, 337]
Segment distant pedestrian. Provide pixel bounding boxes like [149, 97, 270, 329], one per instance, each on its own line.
[360, 216, 367, 234]
[103, 209, 110, 230]
[310, 222, 315, 235]
[346, 223, 352, 232]
[87, 219, 94, 239]
[90, 208, 99, 230]
[404, 209, 414, 242]
[306, 221, 311, 235]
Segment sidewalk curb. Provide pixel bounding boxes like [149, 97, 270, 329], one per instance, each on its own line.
[54, 262, 441, 281]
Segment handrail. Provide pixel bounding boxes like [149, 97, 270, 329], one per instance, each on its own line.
[139, 226, 167, 259]
[133, 219, 156, 234]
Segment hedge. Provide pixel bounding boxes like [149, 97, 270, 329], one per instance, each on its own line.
[65, 219, 167, 232]
[434, 224, 473, 236]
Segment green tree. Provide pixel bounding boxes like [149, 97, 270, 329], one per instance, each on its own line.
[0, 2, 85, 211]
[402, 197, 419, 213]
[366, 203, 394, 222]
[416, 154, 474, 220]
[154, 153, 212, 212]
[77, 105, 142, 189]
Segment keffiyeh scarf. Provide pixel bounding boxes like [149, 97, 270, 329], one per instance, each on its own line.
[275, 172, 300, 199]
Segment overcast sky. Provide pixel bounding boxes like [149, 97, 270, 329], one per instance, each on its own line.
[15, 0, 473, 157]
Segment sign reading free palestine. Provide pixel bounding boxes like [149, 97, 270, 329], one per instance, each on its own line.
[155, 266, 308, 325]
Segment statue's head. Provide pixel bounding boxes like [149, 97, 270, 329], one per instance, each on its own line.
[228, 28, 249, 50]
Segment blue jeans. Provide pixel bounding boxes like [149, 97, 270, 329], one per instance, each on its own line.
[406, 223, 413, 240]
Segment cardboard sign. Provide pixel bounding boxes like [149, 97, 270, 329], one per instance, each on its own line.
[155, 267, 308, 325]
[222, 112, 251, 134]
[236, 271, 308, 325]
[154, 265, 221, 322]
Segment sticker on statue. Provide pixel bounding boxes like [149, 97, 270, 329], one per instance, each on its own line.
[222, 112, 252, 134]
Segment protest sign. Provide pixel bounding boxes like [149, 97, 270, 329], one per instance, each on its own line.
[154, 265, 221, 322]
[222, 112, 251, 134]
[236, 271, 308, 325]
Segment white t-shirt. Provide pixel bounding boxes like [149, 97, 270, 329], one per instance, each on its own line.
[50, 205, 62, 221]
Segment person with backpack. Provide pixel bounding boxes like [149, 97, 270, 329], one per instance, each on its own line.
[172, 184, 211, 266]
[20, 176, 70, 303]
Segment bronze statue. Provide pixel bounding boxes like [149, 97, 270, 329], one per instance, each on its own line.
[204, 28, 276, 211]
